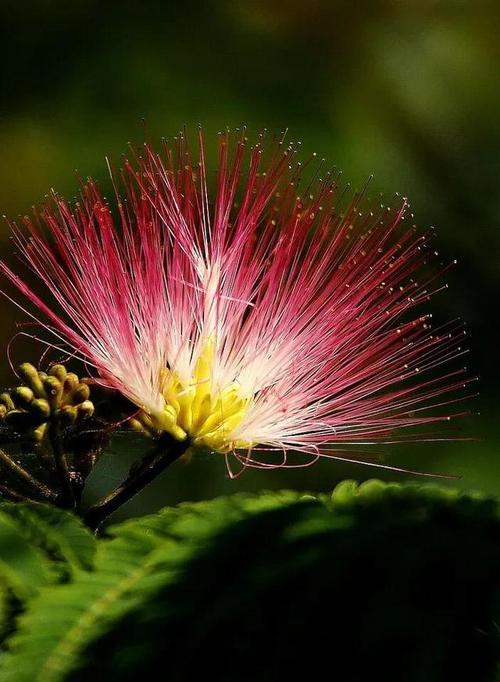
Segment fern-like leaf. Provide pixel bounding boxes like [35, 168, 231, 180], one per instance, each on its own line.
[0, 491, 306, 682]
[0, 502, 96, 643]
[2, 483, 500, 682]
[0, 503, 96, 573]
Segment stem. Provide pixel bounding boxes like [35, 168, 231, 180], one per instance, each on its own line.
[84, 435, 189, 532]
[0, 484, 32, 502]
[49, 422, 76, 509]
[0, 447, 58, 503]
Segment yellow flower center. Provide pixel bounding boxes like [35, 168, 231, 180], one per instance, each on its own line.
[131, 343, 252, 453]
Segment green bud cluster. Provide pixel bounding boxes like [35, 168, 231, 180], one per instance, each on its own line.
[0, 363, 94, 443]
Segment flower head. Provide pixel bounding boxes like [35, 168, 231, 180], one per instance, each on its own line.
[0, 129, 472, 474]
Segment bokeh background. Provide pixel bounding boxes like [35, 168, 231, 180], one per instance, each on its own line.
[0, 0, 498, 520]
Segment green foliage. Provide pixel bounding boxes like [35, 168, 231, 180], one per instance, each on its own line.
[0, 491, 304, 682]
[0, 502, 96, 643]
[1, 482, 500, 682]
[0, 503, 96, 574]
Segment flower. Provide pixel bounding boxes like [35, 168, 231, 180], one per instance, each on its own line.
[0, 129, 472, 474]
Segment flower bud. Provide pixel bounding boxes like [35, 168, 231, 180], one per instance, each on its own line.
[43, 376, 63, 407]
[129, 417, 154, 437]
[31, 398, 51, 419]
[48, 364, 67, 380]
[72, 383, 90, 404]
[1, 364, 96, 445]
[13, 386, 34, 407]
[0, 392, 15, 411]
[62, 373, 79, 397]
[18, 363, 47, 398]
[78, 400, 94, 418]
[32, 422, 48, 443]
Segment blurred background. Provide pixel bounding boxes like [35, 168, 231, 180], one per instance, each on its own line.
[0, 0, 498, 520]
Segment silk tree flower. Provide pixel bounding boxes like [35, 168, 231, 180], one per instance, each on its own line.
[0, 130, 472, 475]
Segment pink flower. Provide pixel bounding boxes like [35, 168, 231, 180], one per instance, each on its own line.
[0, 130, 472, 475]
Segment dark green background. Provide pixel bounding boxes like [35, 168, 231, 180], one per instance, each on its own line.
[0, 0, 498, 520]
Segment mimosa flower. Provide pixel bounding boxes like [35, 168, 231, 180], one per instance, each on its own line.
[0, 130, 472, 474]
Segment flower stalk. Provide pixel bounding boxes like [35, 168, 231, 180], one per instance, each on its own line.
[48, 420, 76, 509]
[84, 435, 190, 531]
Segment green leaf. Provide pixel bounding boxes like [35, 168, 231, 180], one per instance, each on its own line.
[0, 491, 309, 682]
[0, 511, 51, 602]
[2, 483, 500, 682]
[0, 502, 96, 643]
[0, 577, 11, 640]
[0, 503, 96, 573]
